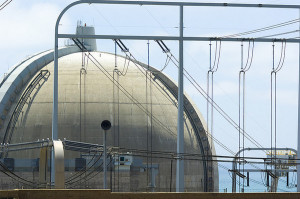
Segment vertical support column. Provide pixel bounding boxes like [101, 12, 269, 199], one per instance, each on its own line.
[176, 5, 184, 193]
[101, 120, 111, 189]
[39, 146, 48, 188]
[297, 8, 300, 193]
[52, 25, 59, 187]
[232, 158, 237, 193]
[103, 130, 107, 189]
[53, 140, 65, 189]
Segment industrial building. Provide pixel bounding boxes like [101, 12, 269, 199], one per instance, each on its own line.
[0, 25, 218, 192]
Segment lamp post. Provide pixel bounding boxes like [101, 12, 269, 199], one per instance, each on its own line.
[101, 120, 111, 189]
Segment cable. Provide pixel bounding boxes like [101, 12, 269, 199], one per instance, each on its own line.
[270, 40, 287, 191]
[238, 40, 254, 192]
[107, 44, 237, 161]
[224, 18, 300, 38]
[0, 161, 37, 188]
[155, 40, 172, 72]
[89, 9, 245, 161]
[92, 45, 296, 192]
[0, 0, 12, 11]
[67, 156, 113, 188]
[65, 150, 99, 182]
[114, 40, 130, 76]
[111, 41, 235, 159]
[80, 47, 237, 167]
[155, 40, 264, 151]
[152, 40, 295, 192]
[66, 152, 104, 183]
[206, 39, 222, 191]
[76, 41, 291, 192]
[259, 30, 300, 38]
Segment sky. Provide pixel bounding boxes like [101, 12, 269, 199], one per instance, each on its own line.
[1, 0, 300, 192]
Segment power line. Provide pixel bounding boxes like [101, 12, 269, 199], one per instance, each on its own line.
[223, 18, 300, 38]
[0, 0, 12, 11]
[259, 30, 299, 38]
[154, 41, 264, 151]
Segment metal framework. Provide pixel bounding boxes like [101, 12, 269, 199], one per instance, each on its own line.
[231, 147, 297, 193]
[54, 0, 300, 192]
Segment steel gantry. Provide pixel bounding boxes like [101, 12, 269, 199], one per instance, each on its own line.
[54, 0, 300, 192]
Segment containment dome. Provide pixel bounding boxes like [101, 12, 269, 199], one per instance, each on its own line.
[0, 26, 218, 192]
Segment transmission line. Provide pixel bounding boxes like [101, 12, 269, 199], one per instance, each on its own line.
[224, 18, 300, 38]
[0, 0, 12, 11]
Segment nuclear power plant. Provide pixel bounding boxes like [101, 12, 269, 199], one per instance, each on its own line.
[2, 1, 300, 198]
[0, 24, 218, 192]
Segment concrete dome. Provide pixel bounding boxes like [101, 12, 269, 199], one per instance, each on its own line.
[0, 49, 218, 192]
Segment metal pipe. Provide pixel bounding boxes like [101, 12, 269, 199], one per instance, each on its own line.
[1, 140, 48, 147]
[230, 169, 297, 172]
[0, 146, 47, 152]
[58, 34, 300, 43]
[56, 0, 300, 9]
[297, 8, 300, 193]
[103, 130, 107, 189]
[232, 147, 297, 192]
[52, 14, 59, 188]
[176, 5, 184, 193]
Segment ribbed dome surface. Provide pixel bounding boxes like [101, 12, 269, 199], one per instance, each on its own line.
[2, 51, 217, 191]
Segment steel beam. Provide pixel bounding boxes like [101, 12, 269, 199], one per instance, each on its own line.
[231, 169, 297, 172]
[103, 130, 107, 189]
[297, 8, 300, 193]
[57, 0, 300, 9]
[58, 34, 300, 43]
[176, 5, 184, 193]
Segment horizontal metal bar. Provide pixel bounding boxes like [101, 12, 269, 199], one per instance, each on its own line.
[1, 140, 48, 147]
[0, 145, 45, 152]
[63, 140, 103, 148]
[78, 0, 300, 9]
[184, 37, 298, 43]
[59, 34, 179, 41]
[230, 169, 297, 172]
[58, 34, 300, 43]
[234, 147, 297, 158]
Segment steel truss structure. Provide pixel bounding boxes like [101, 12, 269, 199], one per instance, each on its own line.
[54, 0, 300, 192]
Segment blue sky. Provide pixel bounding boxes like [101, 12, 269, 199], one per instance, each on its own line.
[1, 0, 300, 191]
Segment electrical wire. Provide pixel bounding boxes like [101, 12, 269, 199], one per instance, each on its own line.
[111, 41, 237, 158]
[89, 6, 261, 162]
[206, 39, 222, 191]
[224, 18, 300, 38]
[238, 40, 254, 192]
[0, 0, 12, 11]
[67, 156, 113, 188]
[77, 43, 236, 159]
[153, 40, 293, 190]
[270, 40, 287, 191]
[66, 152, 103, 183]
[65, 150, 99, 182]
[73, 40, 292, 191]
[154, 40, 264, 152]
[0, 161, 37, 188]
[259, 30, 300, 38]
